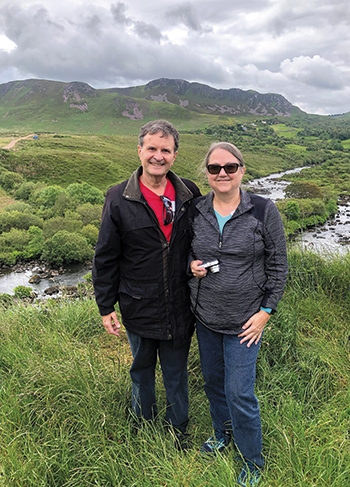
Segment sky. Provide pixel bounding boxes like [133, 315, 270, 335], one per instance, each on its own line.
[0, 0, 350, 116]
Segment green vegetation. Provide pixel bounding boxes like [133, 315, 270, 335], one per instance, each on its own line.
[0, 250, 349, 486]
[0, 113, 349, 267]
[0, 84, 349, 485]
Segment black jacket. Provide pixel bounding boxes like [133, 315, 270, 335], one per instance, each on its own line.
[92, 167, 201, 347]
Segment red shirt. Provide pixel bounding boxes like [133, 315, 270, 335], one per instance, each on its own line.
[139, 178, 175, 242]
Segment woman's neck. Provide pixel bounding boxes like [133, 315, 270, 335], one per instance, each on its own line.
[213, 191, 241, 216]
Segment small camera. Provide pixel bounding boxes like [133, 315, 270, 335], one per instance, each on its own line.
[201, 259, 220, 273]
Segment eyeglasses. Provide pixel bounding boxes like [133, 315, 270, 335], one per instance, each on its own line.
[160, 196, 174, 225]
[206, 163, 243, 175]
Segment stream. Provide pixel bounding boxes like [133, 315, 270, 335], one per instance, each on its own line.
[0, 263, 91, 297]
[0, 166, 349, 296]
[245, 167, 350, 255]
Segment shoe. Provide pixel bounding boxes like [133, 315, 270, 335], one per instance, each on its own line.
[200, 428, 231, 454]
[174, 431, 191, 451]
[237, 461, 261, 486]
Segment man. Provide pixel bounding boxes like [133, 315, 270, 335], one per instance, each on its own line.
[92, 119, 201, 449]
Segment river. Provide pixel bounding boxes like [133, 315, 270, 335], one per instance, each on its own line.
[0, 263, 91, 297]
[245, 167, 350, 255]
[0, 167, 349, 296]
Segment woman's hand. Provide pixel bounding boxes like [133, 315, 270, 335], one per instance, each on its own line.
[190, 260, 208, 278]
[238, 310, 271, 347]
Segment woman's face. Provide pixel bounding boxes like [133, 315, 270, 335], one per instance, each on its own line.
[206, 148, 246, 196]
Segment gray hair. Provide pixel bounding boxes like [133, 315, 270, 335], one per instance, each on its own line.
[138, 120, 179, 152]
[201, 142, 245, 172]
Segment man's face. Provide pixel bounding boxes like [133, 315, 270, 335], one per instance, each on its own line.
[138, 132, 177, 181]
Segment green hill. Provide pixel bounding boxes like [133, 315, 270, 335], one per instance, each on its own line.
[0, 77, 305, 135]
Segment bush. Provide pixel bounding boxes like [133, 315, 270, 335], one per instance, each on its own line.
[24, 226, 45, 259]
[0, 211, 43, 233]
[32, 185, 66, 209]
[0, 172, 24, 191]
[66, 182, 104, 206]
[81, 224, 99, 246]
[14, 181, 41, 201]
[41, 230, 94, 265]
[13, 286, 34, 299]
[76, 203, 102, 226]
[43, 216, 83, 239]
[0, 228, 29, 252]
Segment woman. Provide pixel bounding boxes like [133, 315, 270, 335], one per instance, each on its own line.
[189, 142, 288, 486]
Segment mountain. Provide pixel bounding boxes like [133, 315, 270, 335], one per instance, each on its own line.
[103, 78, 302, 117]
[0, 77, 305, 134]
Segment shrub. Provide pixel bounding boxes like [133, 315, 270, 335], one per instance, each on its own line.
[41, 230, 94, 265]
[13, 286, 34, 299]
[33, 185, 66, 209]
[76, 203, 102, 226]
[285, 181, 324, 199]
[81, 224, 99, 246]
[15, 181, 41, 201]
[0, 172, 24, 191]
[43, 217, 83, 239]
[0, 211, 43, 233]
[0, 228, 29, 252]
[24, 226, 45, 259]
[66, 182, 104, 206]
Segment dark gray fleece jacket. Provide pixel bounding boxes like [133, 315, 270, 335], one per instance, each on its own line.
[189, 190, 288, 334]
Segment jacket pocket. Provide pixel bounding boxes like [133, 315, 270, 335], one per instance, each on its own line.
[118, 281, 162, 322]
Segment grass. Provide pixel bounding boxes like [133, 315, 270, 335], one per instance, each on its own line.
[0, 249, 349, 486]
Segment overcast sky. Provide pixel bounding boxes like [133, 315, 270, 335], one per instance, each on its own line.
[1, 0, 349, 115]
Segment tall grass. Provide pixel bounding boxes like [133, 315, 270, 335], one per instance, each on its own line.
[0, 249, 349, 486]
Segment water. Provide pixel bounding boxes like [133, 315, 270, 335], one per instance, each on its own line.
[0, 264, 91, 297]
[245, 167, 350, 255]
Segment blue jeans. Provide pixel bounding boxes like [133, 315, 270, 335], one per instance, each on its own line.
[196, 321, 264, 468]
[126, 329, 190, 433]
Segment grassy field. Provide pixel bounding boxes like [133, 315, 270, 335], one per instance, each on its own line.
[0, 248, 349, 486]
[0, 116, 349, 485]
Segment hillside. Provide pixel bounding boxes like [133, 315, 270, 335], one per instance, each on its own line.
[0, 77, 305, 135]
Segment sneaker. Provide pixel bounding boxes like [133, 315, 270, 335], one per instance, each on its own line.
[174, 431, 191, 451]
[200, 428, 231, 454]
[237, 461, 261, 486]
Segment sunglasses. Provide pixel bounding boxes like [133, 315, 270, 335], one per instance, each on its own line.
[206, 163, 243, 175]
[160, 196, 174, 225]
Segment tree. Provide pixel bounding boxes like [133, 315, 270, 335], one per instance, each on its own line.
[33, 185, 66, 209]
[41, 230, 93, 265]
[0, 172, 24, 191]
[285, 200, 300, 221]
[66, 182, 104, 206]
[43, 216, 83, 239]
[285, 181, 323, 199]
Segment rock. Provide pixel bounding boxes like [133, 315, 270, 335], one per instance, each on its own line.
[29, 274, 41, 284]
[44, 285, 60, 295]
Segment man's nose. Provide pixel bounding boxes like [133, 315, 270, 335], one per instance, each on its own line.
[153, 150, 163, 160]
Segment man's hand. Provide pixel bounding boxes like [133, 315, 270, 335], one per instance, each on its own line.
[102, 311, 121, 336]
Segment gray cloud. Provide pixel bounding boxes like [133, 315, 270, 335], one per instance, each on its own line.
[0, 0, 350, 114]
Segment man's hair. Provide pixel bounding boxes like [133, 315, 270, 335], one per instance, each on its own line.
[138, 120, 179, 152]
[201, 141, 245, 171]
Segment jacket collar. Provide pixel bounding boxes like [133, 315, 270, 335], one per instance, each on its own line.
[123, 167, 194, 203]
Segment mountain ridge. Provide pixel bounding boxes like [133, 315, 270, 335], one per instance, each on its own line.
[0, 77, 301, 119]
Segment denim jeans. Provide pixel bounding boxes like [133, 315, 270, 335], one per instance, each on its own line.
[196, 321, 264, 468]
[126, 329, 190, 433]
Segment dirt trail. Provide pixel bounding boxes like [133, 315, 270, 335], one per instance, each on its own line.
[3, 134, 37, 150]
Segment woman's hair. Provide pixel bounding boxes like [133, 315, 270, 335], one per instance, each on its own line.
[201, 141, 245, 172]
